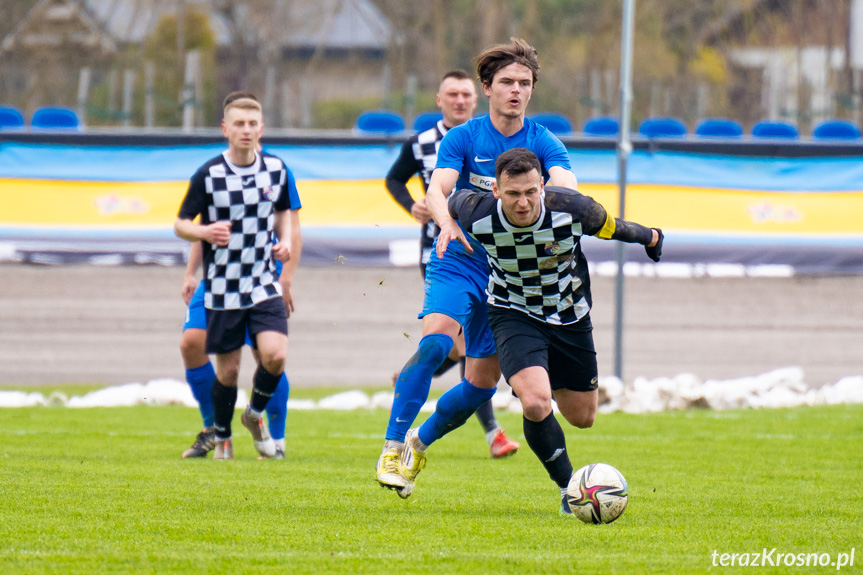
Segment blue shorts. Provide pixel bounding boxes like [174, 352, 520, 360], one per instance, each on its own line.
[183, 282, 254, 347]
[419, 240, 496, 358]
[183, 283, 208, 330]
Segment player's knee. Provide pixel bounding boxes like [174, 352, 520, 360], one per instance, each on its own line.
[258, 345, 287, 373]
[519, 394, 553, 422]
[470, 372, 500, 389]
[562, 409, 595, 429]
[260, 349, 286, 375]
[179, 331, 207, 366]
[464, 364, 500, 389]
[218, 364, 240, 387]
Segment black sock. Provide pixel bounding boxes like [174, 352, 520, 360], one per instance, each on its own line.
[474, 399, 497, 433]
[433, 357, 458, 377]
[523, 412, 573, 488]
[250, 365, 281, 413]
[211, 379, 238, 440]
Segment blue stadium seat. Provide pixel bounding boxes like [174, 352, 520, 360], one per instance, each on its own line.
[30, 107, 81, 131]
[412, 111, 443, 132]
[354, 110, 405, 135]
[0, 106, 25, 131]
[529, 113, 573, 135]
[638, 117, 687, 138]
[812, 120, 861, 140]
[751, 120, 798, 139]
[582, 115, 619, 137]
[694, 118, 743, 138]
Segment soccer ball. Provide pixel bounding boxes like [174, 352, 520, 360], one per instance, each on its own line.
[566, 463, 629, 524]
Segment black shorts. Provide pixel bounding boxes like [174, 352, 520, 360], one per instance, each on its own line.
[206, 297, 288, 354]
[487, 306, 598, 393]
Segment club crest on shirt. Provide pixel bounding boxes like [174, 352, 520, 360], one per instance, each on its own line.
[263, 187, 278, 201]
[544, 242, 564, 255]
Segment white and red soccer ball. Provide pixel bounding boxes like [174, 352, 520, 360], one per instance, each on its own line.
[566, 463, 629, 524]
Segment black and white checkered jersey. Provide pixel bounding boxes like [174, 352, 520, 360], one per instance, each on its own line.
[385, 120, 449, 262]
[448, 185, 653, 325]
[178, 151, 292, 310]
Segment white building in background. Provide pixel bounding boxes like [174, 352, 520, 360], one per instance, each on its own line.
[728, 46, 847, 124]
[0, 0, 393, 128]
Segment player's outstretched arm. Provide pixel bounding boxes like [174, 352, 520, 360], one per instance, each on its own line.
[427, 167, 473, 257]
[602, 217, 663, 262]
[576, 195, 663, 262]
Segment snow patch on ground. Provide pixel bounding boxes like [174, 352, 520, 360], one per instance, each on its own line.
[1, 367, 860, 413]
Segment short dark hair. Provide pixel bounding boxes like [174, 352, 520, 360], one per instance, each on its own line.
[495, 147, 541, 181]
[222, 91, 258, 111]
[476, 37, 540, 88]
[441, 69, 471, 83]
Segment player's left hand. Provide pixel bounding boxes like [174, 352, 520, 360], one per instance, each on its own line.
[645, 228, 664, 262]
[272, 241, 291, 263]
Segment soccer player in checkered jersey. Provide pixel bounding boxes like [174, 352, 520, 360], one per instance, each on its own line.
[174, 95, 295, 460]
[178, 92, 301, 460]
[450, 147, 662, 514]
[384, 70, 519, 460]
[377, 37, 580, 498]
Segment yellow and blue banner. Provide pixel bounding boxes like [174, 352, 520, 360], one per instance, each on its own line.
[1, 140, 862, 271]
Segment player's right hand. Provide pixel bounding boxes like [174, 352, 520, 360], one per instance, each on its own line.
[206, 221, 231, 246]
[181, 277, 197, 305]
[436, 221, 473, 258]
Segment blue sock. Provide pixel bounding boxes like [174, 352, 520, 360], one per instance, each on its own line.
[385, 333, 453, 442]
[418, 378, 497, 447]
[265, 373, 289, 441]
[186, 362, 216, 428]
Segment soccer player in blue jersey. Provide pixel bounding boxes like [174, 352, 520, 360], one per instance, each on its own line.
[384, 70, 519, 459]
[175, 95, 296, 460]
[179, 92, 302, 460]
[431, 147, 661, 513]
[376, 38, 579, 497]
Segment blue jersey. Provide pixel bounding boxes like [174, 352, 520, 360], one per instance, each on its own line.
[436, 114, 571, 194]
[434, 114, 571, 255]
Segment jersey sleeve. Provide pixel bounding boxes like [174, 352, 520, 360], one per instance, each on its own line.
[178, 167, 207, 220]
[448, 188, 494, 227]
[385, 140, 420, 213]
[284, 165, 301, 210]
[273, 164, 291, 211]
[435, 127, 468, 171]
[536, 130, 572, 171]
[546, 186, 653, 245]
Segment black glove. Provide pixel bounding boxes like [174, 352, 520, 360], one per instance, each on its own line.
[644, 228, 663, 262]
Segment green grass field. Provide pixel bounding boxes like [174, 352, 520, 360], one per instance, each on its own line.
[0, 397, 860, 574]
